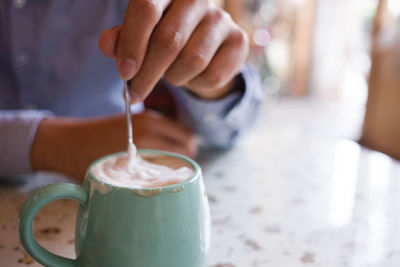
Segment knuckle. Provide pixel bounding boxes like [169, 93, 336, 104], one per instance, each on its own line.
[182, 50, 207, 72]
[155, 27, 182, 52]
[203, 71, 225, 89]
[135, 0, 162, 21]
[163, 74, 181, 87]
[232, 29, 249, 46]
[211, 8, 230, 22]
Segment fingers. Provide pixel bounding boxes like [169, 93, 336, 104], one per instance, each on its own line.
[135, 111, 197, 157]
[99, 1, 249, 102]
[164, 8, 231, 86]
[142, 111, 194, 145]
[116, 0, 171, 80]
[98, 26, 122, 58]
[127, 0, 207, 101]
[186, 29, 249, 91]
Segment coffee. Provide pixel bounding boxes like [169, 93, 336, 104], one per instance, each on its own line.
[92, 153, 194, 188]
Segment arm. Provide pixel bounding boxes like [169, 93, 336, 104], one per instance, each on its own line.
[99, 0, 261, 146]
[1, 110, 196, 180]
[30, 112, 195, 180]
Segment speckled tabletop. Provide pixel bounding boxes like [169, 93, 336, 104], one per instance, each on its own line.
[1, 99, 400, 267]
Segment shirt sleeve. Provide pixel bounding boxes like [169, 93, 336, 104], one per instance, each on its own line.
[167, 63, 265, 148]
[0, 110, 54, 178]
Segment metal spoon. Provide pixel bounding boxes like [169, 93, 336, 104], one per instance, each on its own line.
[124, 80, 136, 158]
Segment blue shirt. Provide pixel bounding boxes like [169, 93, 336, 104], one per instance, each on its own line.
[0, 0, 264, 177]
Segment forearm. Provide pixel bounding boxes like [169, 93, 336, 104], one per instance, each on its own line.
[31, 116, 128, 180]
[31, 118, 81, 177]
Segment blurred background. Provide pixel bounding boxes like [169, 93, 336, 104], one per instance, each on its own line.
[215, 0, 400, 161]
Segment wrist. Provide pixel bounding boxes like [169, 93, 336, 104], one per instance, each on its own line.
[31, 118, 52, 172]
[31, 118, 77, 175]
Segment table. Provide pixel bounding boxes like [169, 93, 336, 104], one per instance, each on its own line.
[1, 98, 400, 267]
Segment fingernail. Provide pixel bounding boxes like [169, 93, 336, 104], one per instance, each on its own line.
[118, 58, 137, 80]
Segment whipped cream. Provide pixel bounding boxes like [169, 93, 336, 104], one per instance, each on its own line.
[92, 153, 194, 188]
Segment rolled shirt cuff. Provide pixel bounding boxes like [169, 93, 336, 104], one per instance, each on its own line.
[166, 63, 265, 147]
[0, 110, 54, 177]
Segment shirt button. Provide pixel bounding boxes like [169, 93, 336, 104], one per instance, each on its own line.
[16, 50, 31, 66]
[13, 0, 26, 9]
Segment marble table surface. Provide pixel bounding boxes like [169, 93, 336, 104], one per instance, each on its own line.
[1, 98, 400, 267]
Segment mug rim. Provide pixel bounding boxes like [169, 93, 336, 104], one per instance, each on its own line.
[87, 149, 201, 193]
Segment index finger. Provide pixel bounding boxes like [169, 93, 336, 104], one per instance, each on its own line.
[117, 0, 171, 80]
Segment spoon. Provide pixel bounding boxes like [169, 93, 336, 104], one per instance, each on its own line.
[124, 80, 137, 159]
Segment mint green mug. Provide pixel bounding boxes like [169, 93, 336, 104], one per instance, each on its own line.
[18, 150, 211, 267]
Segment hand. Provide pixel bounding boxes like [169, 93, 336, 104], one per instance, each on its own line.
[31, 111, 196, 180]
[98, 0, 249, 101]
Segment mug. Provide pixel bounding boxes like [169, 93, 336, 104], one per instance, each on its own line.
[18, 150, 211, 267]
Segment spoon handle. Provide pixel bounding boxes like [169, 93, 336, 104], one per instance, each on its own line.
[124, 80, 134, 147]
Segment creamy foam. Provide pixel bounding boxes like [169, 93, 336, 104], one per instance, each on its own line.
[92, 153, 194, 188]
[128, 142, 137, 161]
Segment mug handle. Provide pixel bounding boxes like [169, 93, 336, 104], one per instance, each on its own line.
[18, 183, 88, 267]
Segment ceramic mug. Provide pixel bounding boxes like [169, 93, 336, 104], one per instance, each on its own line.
[18, 150, 211, 267]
